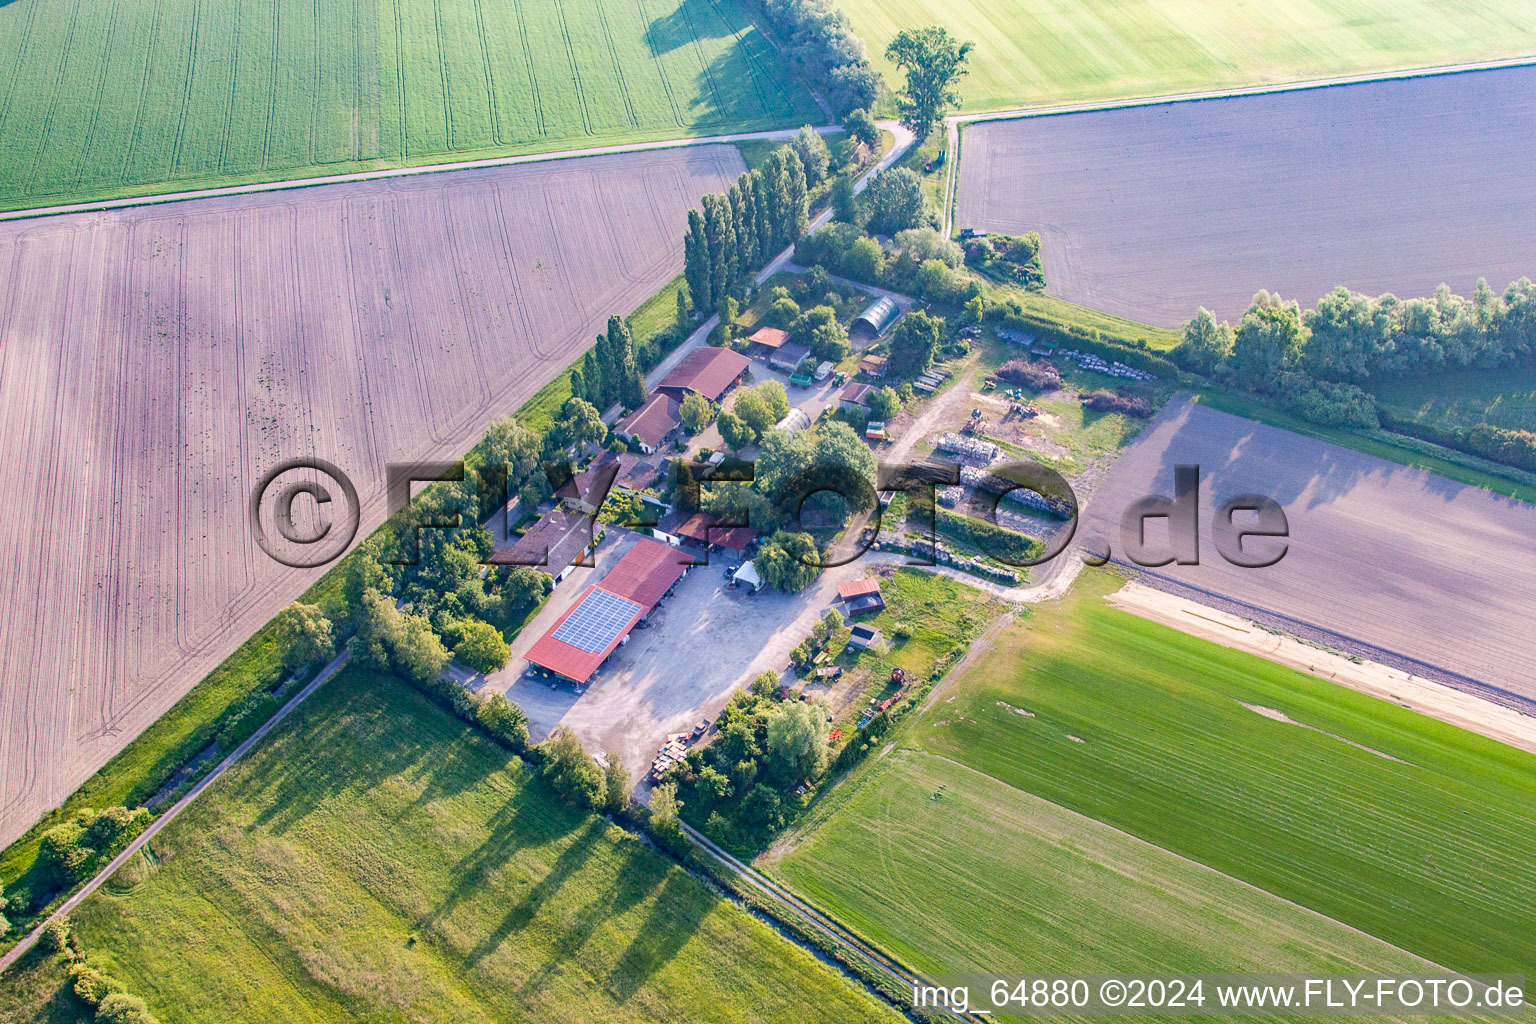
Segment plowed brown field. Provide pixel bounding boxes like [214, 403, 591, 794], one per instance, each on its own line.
[955, 66, 1536, 325]
[0, 145, 743, 847]
[1083, 398, 1536, 709]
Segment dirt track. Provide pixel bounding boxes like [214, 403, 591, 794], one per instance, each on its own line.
[955, 66, 1536, 325]
[1082, 398, 1536, 709]
[0, 146, 743, 848]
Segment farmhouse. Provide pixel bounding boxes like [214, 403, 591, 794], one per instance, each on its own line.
[851, 296, 901, 340]
[524, 539, 688, 685]
[492, 509, 594, 585]
[657, 346, 751, 402]
[839, 382, 873, 409]
[858, 354, 888, 379]
[748, 326, 791, 360]
[768, 342, 811, 374]
[615, 393, 681, 454]
[836, 578, 885, 615]
[654, 510, 757, 555]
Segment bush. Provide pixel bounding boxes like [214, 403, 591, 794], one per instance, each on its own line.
[934, 508, 1040, 564]
[38, 917, 70, 954]
[475, 693, 530, 750]
[69, 964, 127, 1009]
[1273, 372, 1379, 429]
[964, 232, 1044, 288]
[95, 992, 161, 1024]
[1465, 423, 1536, 472]
[996, 358, 1060, 391]
[1081, 389, 1152, 418]
[215, 691, 280, 751]
[760, 0, 881, 117]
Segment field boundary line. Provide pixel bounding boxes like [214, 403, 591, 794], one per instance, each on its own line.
[0, 650, 352, 976]
[0, 126, 836, 222]
[169, 0, 202, 177]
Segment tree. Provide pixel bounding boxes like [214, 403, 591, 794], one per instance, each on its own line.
[1227, 295, 1306, 391]
[452, 618, 511, 673]
[342, 536, 396, 611]
[606, 316, 647, 408]
[1302, 287, 1388, 382]
[548, 396, 606, 452]
[603, 753, 630, 812]
[843, 107, 879, 149]
[717, 410, 754, 451]
[764, 295, 801, 329]
[0, 909, 8, 938]
[476, 693, 529, 748]
[863, 167, 929, 235]
[886, 26, 973, 142]
[780, 149, 810, 242]
[684, 209, 712, 313]
[679, 392, 714, 434]
[831, 175, 860, 227]
[809, 421, 878, 513]
[696, 764, 732, 802]
[733, 382, 789, 439]
[650, 781, 683, 838]
[675, 285, 693, 339]
[717, 294, 739, 340]
[887, 309, 945, 378]
[540, 727, 604, 808]
[750, 671, 780, 698]
[1173, 307, 1234, 374]
[791, 126, 831, 184]
[961, 293, 984, 327]
[846, 236, 884, 282]
[273, 603, 334, 671]
[766, 699, 831, 782]
[392, 612, 451, 686]
[791, 305, 849, 362]
[894, 227, 962, 267]
[868, 386, 900, 421]
[755, 531, 820, 592]
[754, 380, 791, 421]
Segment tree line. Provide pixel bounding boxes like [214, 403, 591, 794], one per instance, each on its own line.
[571, 315, 646, 412]
[684, 145, 811, 315]
[759, 0, 882, 117]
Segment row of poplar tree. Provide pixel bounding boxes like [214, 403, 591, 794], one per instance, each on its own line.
[683, 147, 811, 316]
[571, 315, 646, 412]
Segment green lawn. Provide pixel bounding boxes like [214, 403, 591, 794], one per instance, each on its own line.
[3, 668, 897, 1024]
[1371, 363, 1536, 433]
[775, 573, 1536, 977]
[846, 0, 1536, 113]
[0, 0, 822, 209]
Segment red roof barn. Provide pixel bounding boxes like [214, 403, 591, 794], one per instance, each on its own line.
[656, 346, 751, 403]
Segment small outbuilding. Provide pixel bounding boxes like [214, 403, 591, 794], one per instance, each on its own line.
[775, 408, 812, 434]
[850, 296, 901, 339]
[769, 341, 811, 374]
[836, 577, 885, 615]
[849, 623, 884, 649]
[733, 560, 764, 591]
[748, 326, 790, 360]
[839, 382, 873, 409]
[858, 354, 888, 379]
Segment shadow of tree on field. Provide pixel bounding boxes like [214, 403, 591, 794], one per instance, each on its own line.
[604, 869, 714, 1001]
[515, 844, 667, 995]
[644, 0, 733, 56]
[463, 816, 611, 966]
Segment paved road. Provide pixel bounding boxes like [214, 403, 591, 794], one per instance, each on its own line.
[940, 54, 1536, 236]
[0, 649, 351, 974]
[0, 125, 837, 222]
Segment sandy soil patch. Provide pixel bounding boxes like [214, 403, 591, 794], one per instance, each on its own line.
[1110, 582, 1536, 757]
[956, 67, 1536, 325]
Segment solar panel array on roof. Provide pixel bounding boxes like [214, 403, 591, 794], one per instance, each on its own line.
[551, 589, 642, 653]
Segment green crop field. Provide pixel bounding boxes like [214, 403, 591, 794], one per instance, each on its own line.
[772, 574, 1536, 977]
[0, 0, 822, 210]
[843, 0, 1536, 113]
[775, 752, 1449, 994]
[0, 669, 897, 1024]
